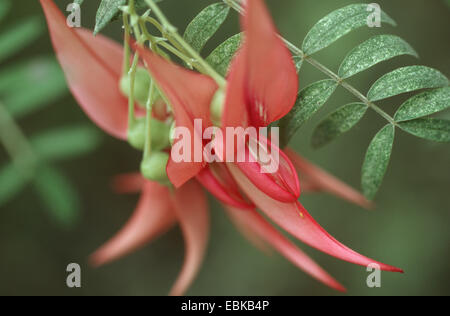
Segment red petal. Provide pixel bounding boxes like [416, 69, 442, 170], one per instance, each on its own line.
[236, 137, 300, 202]
[170, 180, 209, 296]
[112, 173, 145, 194]
[285, 148, 373, 209]
[228, 164, 403, 273]
[222, 47, 250, 128]
[90, 181, 176, 267]
[196, 164, 254, 210]
[226, 206, 346, 292]
[40, 0, 128, 139]
[241, 0, 298, 127]
[133, 44, 218, 187]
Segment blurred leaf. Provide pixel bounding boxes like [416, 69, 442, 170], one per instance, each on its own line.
[74, 0, 84, 5]
[280, 80, 337, 146]
[0, 17, 44, 63]
[33, 166, 80, 227]
[0, 0, 10, 22]
[206, 33, 242, 77]
[361, 124, 395, 200]
[398, 118, 450, 142]
[0, 164, 28, 207]
[0, 57, 67, 118]
[302, 4, 396, 55]
[94, 0, 126, 35]
[311, 102, 368, 148]
[31, 126, 101, 161]
[184, 3, 230, 53]
[367, 66, 449, 101]
[339, 35, 418, 79]
[394, 87, 450, 122]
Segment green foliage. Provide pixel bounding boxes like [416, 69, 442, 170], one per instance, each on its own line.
[0, 17, 44, 63]
[302, 4, 396, 55]
[0, 57, 67, 118]
[33, 166, 80, 227]
[0, 2, 99, 228]
[361, 125, 395, 200]
[184, 3, 230, 53]
[94, 0, 163, 35]
[0, 0, 10, 22]
[0, 164, 29, 206]
[95, 0, 126, 35]
[269, 3, 449, 199]
[31, 126, 102, 161]
[338, 35, 418, 79]
[206, 33, 242, 77]
[312, 103, 368, 148]
[367, 66, 449, 101]
[394, 88, 450, 122]
[398, 118, 450, 143]
[280, 80, 337, 147]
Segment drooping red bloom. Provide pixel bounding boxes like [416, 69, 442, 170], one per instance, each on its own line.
[40, 0, 401, 295]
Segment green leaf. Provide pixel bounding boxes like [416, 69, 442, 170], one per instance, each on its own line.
[394, 87, 450, 122]
[338, 35, 418, 78]
[361, 124, 395, 200]
[398, 118, 450, 142]
[0, 164, 28, 207]
[31, 126, 102, 161]
[279, 80, 338, 146]
[33, 166, 80, 227]
[367, 66, 449, 101]
[302, 4, 396, 55]
[206, 33, 242, 77]
[293, 56, 303, 73]
[184, 3, 230, 53]
[74, 0, 84, 5]
[311, 102, 368, 148]
[0, 17, 44, 63]
[0, 0, 10, 22]
[94, 0, 126, 35]
[0, 57, 67, 118]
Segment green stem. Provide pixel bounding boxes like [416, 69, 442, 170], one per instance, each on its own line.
[0, 102, 37, 176]
[223, 0, 396, 125]
[143, 80, 156, 159]
[144, 0, 227, 87]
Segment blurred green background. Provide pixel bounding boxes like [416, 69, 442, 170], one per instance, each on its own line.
[0, 0, 449, 296]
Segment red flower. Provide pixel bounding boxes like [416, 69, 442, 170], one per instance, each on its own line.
[40, 0, 401, 295]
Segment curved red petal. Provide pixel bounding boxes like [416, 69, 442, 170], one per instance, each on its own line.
[40, 0, 128, 139]
[241, 0, 298, 127]
[226, 206, 346, 292]
[285, 148, 373, 209]
[222, 46, 250, 128]
[90, 181, 176, 267]
[197, 164, 254, 210]
[170, 180, 209, 296]
[112, 173, 145, 194]
[228, 164, 403, 273]
[134, 44, 218, 187]
[236, 138, 300, 202]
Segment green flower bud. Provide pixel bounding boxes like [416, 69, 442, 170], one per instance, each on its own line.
[128, 118, 171, 151]
[141, 151, 170, 183]
[210, 88, 226, 126]
[120, 67, 152, 107]
[151, 119, 171, 151]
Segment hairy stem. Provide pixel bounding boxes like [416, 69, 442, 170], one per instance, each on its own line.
[144, 0, 227, 87]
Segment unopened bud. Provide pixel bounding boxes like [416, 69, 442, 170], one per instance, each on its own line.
[210, 88, 226, 126]
[141, 151, 170, 183]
